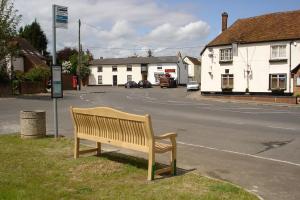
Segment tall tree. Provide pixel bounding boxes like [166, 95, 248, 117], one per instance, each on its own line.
[0, 0, 21, 65]
[19, 19, 48, 56]
[57, 47, 78, 64]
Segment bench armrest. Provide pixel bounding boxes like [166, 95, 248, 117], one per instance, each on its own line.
[154, 132, 177, 140]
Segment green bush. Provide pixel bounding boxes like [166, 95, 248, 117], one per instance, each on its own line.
[24, 67, 50, 82]
[80, 65, 91, 79]
[14, 70, 25, 81]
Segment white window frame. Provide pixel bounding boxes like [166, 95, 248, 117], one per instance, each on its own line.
[220, 48, 233, 62]
[97, 66, 102, 72]
[270, 74, 286, 90]
[270, 45, 287, 60]
[127, 75, 132, 82]
[221, 74, 234, 89]
[98, 75, 102, 85]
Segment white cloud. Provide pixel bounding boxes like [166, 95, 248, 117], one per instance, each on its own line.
[14, 0, 210, 58]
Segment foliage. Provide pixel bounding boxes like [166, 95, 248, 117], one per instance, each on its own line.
[24, 67, 50, 82]
[0, 0, 22, 62]
[13, 70, 25, 81]
[147, 49, 153, 57]
[19, 19, 48, 56]
[79, 64, 91, 79]
[0, 134, 259, 200]
[57, 47, 78, 64]
[0, 66, 10, 83]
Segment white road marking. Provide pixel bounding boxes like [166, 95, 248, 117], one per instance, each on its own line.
[177, 141, 300, 167]
[266, 126, 296, 131]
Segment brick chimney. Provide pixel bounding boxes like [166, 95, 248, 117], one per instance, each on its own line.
[222, 12, 228, 32]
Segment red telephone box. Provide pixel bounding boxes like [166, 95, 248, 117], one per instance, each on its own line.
[72, 76, 77, 89]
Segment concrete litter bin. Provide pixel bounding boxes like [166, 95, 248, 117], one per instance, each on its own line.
[20, 110, 46, 139]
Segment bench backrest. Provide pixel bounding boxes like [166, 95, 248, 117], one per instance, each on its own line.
[70, 107, 154, 152]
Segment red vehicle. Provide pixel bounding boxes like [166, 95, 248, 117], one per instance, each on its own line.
[159, 73, 177, 88]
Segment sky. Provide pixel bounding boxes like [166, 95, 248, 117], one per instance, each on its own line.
[14, 0, 300, 59]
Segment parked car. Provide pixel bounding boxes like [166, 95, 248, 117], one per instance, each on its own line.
[138, 80, 152, 88]
[125, 81, 138, 88]
[186, 81, 200, 91]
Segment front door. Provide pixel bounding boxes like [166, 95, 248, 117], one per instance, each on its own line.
[113, 75, 117, 86]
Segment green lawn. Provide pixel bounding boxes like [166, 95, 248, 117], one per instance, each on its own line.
[0, 134, 258, 200]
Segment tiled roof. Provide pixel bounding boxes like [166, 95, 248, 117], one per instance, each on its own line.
[90, 56, 179, 65]
[207, 10, 300, 47]
[184, 56, 201, 65]
[13, 37, 48, 68]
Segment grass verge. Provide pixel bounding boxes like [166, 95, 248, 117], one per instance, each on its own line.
[0, 134, 258, 200]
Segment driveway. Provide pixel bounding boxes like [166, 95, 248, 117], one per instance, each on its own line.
[1, 86, 300, 200]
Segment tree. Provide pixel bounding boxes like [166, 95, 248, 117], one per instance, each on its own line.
[19, 19, 48, 56]
[0, 0, 21, 66]
[57, 47, 78, 64]
[147, 49, 153, 57]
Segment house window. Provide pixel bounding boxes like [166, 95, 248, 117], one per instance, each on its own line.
[127, 75, 132, 82]
[127, 65, 132, 71]
[157, 65, 162, 70]
[269, 74, 286, 90]
[271, 45, 286, 59]
[112, 66, 117, 72]
[220, 48, 233, 62]
[221, 74, 234, 89]
[297, 77, 300, 86]
[97, 66, 102, 72]
[98, 75, 102, 85]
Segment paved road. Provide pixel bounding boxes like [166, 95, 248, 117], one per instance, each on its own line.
[1, 87, 300, 200]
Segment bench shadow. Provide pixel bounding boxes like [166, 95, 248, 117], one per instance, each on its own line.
[97, 150, 196, 179]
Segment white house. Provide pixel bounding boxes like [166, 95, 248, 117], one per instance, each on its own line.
[89, 56, 188, 86]
[201, 11, 300, 95]
[183, 56, 201, 83]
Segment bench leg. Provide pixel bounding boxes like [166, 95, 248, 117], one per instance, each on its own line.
[74, 137, 80, 159]
[96, 142, 101, 156]
[171, 146, 176, 176]
[147, 151, 155, 181]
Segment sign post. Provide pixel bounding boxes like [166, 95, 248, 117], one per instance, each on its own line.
[52, 4, 68, 138]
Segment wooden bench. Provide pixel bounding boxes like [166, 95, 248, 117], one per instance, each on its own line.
[70, 107, 177, 180]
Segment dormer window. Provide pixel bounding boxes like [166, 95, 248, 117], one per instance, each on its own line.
[271, 45, 286, 60]
[219, 48, 233, 63]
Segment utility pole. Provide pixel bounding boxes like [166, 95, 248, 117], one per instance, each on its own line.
[77, 19, 81, 91]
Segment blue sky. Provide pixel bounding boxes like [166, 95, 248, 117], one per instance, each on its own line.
[158, 0, 300, 41]
[15, 0, 300, 58]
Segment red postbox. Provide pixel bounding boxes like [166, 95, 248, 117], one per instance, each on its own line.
[72, 76, 77, 89]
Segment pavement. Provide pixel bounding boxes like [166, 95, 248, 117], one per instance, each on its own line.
[1, 86, 300, 200]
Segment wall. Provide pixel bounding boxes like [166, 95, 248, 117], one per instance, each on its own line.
[148, 63, 178, 85]
[201, 40, 300, 94]
[6, 57, 24, 73]
[0, 84, 12, 97]
[89, 64, 142, 85]
[20, 81, 46, 94]
[204, 95, 298, 104]
[184, 57, 201, 83]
